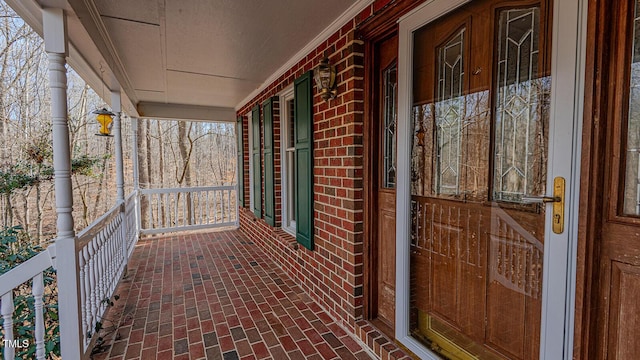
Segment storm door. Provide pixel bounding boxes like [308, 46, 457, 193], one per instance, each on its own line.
[395, 0, 582, 357]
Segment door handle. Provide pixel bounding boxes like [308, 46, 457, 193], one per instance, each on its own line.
[521, 195, 561, 204]
[521, 177, 566, 234]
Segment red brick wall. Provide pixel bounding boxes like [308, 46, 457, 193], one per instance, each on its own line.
[236, 0, 404, 332]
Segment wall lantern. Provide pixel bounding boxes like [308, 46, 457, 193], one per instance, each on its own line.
[93, 108, 114, 137]
[314, 57, 337, 101]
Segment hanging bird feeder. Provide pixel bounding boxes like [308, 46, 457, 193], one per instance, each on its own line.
[93, 108, 115, 137]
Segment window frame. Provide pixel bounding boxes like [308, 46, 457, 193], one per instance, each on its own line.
[280, 87, 296, 236]
[247, 110, 255, 213]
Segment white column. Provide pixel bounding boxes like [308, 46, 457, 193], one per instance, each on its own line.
[131, 117, 139, 191]
[131, 117, 141, 233]
[111, 91, 129, 269]
[111, 91, 124, 202]
[44, 7, 83, 358]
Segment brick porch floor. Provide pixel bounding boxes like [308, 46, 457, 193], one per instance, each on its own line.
[90, 229, 374, 360]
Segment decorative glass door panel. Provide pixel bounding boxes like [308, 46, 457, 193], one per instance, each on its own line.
[625, 0, 640, 215]
[409, 0, 551, 359]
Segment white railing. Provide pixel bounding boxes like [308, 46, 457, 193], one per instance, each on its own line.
[140, 185, 238, 234]
[0, 250, 54, 360]
[76, 199, 131, 355]
[1, 185, 238, 359]
[125, 191, 139, 257]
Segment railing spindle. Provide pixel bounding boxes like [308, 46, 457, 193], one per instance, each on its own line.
[82, 247, 91, 344]
[147, 193, 152, 230]
[206, 191, 210, 223]
[33, 272, 46, 359]
[1, 291, 15, 359]
[198, 191, 203, 225]
[88, 241, 97, 336]
[174, 192, 179, 227]
[222, 190, 226, 223]
[215, 190, 218, 222]
[181, 192, 185, 225]
[191, 192, 195, 225]
[227, 189, 232, 222]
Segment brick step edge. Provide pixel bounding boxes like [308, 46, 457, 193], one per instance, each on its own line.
[354, 320, 416, 360]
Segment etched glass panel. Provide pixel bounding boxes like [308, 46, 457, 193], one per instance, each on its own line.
[383, 62, 398, 188]
[493, 8, 550, 202]
[624, 0, 640, 215]
[435, 30, 465, 195]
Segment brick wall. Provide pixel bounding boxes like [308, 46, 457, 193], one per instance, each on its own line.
[236, 0, 402, 333]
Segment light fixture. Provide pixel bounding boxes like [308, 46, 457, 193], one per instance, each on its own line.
[314, 57, 337, 101]
[93, 108, 114, 137]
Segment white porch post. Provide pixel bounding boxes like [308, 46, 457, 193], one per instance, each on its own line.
[131, 117, 140, 191]
[131, 117, 141, 233]
[43, 7, 82, 358]
[111, 91, 124, 203]
[111, 92, 129, 269]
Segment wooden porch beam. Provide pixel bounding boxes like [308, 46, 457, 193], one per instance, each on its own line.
[137, 102, 236, 122]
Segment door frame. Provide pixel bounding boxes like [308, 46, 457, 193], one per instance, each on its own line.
[394, 0, 588, 358]
[575, 0, 640, 358]
[363, 28, 399, 331]
[359, 0, 419, 330]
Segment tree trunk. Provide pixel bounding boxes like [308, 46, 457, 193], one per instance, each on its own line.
[5, 193, 13, 226]
[157, 121, 166, 224]
[21, 189, 30, 233]
[91, 140, 111, 219]
[137, 119, 150, 229]
[177, 122, 193, 224]
[36, 179, 43, 241]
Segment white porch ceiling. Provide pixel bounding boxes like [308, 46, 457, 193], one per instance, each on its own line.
[7, 0, 368, 121]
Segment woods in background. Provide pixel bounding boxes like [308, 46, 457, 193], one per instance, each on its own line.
[0, 2, 236, 243]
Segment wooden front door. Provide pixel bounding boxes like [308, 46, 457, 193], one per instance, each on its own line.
[372, 33, 399, 331]
[406, 0, 558, 358]
[585, 0, 640, 357]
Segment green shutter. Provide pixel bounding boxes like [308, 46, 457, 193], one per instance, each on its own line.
[236, 115, 245, 207]
[294, 71, 314, 250]
[263, 97, 276, 226]
[251, 105, 262, 218]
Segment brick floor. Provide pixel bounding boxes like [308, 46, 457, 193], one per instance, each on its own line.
[90, 230, 373, 360]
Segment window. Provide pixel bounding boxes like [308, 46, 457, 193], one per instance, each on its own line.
[280, 88, 296, 235]
[236, 116, 244, 206]
[383, 62, 398, 188]
[492, 7, 549, 203]
[435, 29, 465, 195]
[254, 72, 313, 249]
[263, 98, 276, 226]
[247, 111, 254, 212]
[247, 108, 261, 217]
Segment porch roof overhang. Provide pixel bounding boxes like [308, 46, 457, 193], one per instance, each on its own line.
[7, 0, 372, 122]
